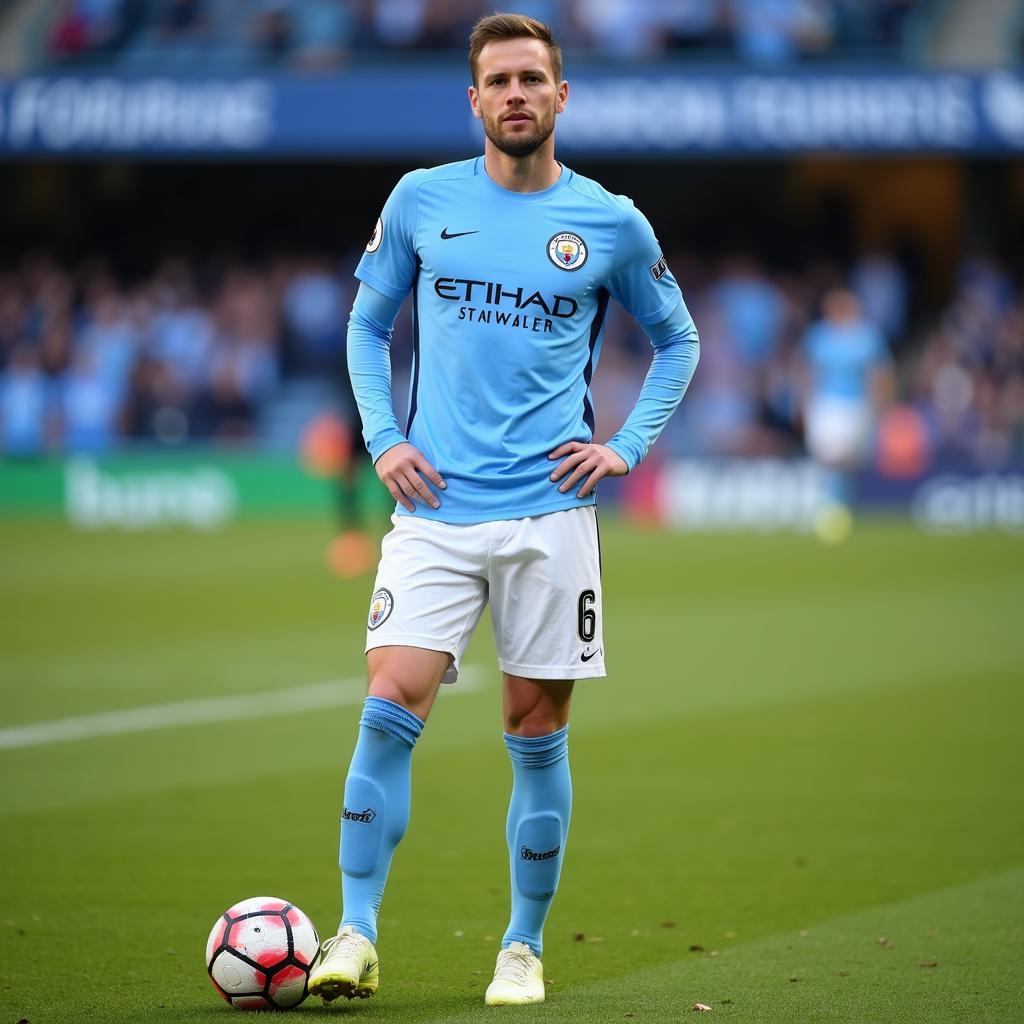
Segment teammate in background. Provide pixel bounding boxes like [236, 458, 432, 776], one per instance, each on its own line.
[309, 12, 699, 1006]
[326, 397, 375, 578]
[801, 287, 893, 541]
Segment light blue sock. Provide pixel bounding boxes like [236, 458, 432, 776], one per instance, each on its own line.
[501, 726, 571, 959]
[338, 696, 423, 943]
[823, 467, 854, 506]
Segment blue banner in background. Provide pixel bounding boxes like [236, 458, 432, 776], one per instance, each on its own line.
[1, 67, 1023, 157]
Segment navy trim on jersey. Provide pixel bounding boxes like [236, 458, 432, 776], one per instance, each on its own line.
[582, 288, 610, 434]
[406, 256, 422, 435]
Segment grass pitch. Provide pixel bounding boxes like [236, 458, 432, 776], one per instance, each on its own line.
[1, 514, 1022, 1023]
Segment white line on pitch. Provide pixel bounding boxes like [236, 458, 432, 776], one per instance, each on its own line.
[0, 667, 484, 751]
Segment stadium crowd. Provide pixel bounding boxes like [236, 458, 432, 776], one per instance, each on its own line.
[1, 245, 1020, 466]
[42, 0, 919, 70]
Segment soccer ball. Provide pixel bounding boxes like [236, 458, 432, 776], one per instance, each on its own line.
[205, 896, 320, 1010]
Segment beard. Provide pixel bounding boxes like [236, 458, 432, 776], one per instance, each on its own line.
[483, 107, 556, 158]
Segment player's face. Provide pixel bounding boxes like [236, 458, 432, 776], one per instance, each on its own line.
[469, 38, 568, 159]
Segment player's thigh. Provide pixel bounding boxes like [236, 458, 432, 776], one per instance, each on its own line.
[367, 645, 452, 722]
[503, 674, 574, 736]
[365, 513, 489, 686]
[489, 506, 605, 681]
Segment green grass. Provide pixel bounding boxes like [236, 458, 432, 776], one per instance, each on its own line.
[1, 516, 1022, 1023]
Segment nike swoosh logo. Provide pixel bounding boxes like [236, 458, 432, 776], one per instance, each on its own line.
[440, 228, 479, 239]
[580, 649, 600, 663]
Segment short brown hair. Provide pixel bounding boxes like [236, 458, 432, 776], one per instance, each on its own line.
[468, 12, 563, 86]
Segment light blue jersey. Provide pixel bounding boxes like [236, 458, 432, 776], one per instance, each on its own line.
[353, 156, 697, 524]
[804, 320, 887, 401]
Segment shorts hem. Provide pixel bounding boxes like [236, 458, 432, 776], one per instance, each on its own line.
[365, 634, 459, 660]
[499, 659, 607, 680]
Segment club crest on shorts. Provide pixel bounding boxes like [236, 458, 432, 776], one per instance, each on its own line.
[366, 216, 383, 254]
[368, 587, 393, 630]
[547, 232, 588, 271]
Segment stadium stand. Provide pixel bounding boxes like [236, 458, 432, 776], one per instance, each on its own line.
[28, 0, 927, 72]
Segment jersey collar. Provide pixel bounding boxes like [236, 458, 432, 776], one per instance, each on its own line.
[475, 157, 570, 202]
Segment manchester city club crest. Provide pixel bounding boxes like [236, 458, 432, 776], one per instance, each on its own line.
[547, 231, 588, 271]
[367, 587, 393, 630]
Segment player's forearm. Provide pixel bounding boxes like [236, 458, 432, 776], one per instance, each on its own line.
[606, 335, 699, 471]
[347, 284, 407, 461]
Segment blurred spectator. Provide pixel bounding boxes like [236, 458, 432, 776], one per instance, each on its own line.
[21, 255, 75, 346]
[372, 0, 427, 49]
[852, 251, 908, 344]
[727, 0, 833, 63]
[155, 0, 208, 41]
[572, 0, 664, 59]
[254, 0, 295, 60]
[47, 0, 136, 59]
[871, 0, 916, 48]
[148, 262, 215, 394]
[195, 268, 280, 438]
[60, 349, 123, 453]
[0, 278, 28, 361]
[78, 293, 140, 401]
[39, 318, 75, 380]
[47, 0, 93, 58]
[291, 0, 356, 69]
[660, 0, 731, 52]
[711, 255, 787, 367]
[124, 354, 191, 442]
[419, 0, 481, 50]
[0, 346, 52, 456]
[682, 300, 766, 453]
[282, 257, 347, 373]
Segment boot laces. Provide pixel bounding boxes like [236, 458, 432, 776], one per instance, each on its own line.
[322, 928, 365, 963]
[495, 946, 534, 984]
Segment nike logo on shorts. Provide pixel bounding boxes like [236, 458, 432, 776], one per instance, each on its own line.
[580, 648, 600, 663]
[440, 228, 479, 239]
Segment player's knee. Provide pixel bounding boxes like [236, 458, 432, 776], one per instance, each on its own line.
[367, 673, 432, 720]
[512, 811, 565, 899]
[367, 649, 449, 719]
[368, 674, 412, 709]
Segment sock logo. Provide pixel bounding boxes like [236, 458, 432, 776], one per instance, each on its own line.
[520, 844, 560, 861]
[342, 807, 377, 823]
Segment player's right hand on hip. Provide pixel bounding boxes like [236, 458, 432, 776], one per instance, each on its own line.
[375, 442, 446, 512]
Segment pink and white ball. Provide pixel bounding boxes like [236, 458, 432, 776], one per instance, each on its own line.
[205, 897, 320, 1010]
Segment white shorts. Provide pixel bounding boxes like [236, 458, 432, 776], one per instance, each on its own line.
[806, 397, 873, 466]
[365, 506, 605, 683]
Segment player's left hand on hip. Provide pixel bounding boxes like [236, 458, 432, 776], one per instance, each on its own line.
[548, 442, 628, 498]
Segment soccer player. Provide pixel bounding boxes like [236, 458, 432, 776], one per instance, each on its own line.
[801, 287, 892, 540]
[309, 12, 700, 1007]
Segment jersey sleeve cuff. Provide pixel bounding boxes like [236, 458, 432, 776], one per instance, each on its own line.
[370, 432, 409, 464]
[355, 268, 411, 303]
[637, 292, 684, 328]
[605, 437, 639, 473]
